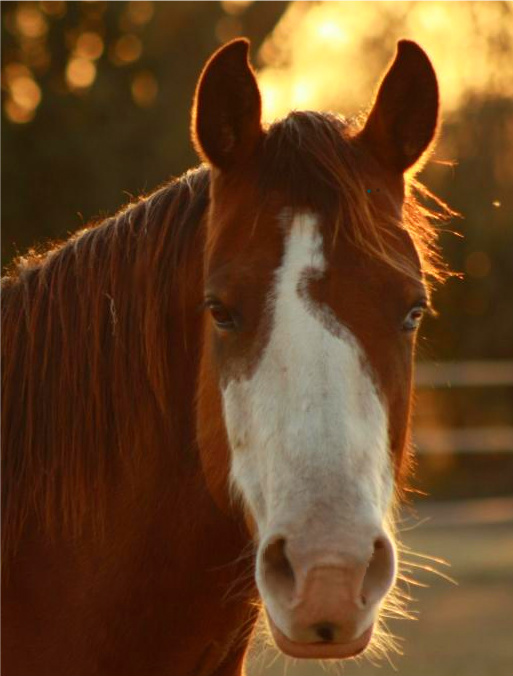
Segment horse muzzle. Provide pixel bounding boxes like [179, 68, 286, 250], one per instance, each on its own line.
[257, 531, 396, 659]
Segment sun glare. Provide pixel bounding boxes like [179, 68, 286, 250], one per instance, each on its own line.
[315, 19, 349, 44]
[291, 79, 314, 107]
[259, 78, 285, 123]
[257, 1, 513, 122]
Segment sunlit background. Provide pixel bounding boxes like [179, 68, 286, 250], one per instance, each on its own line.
[2, 2, 513, 675]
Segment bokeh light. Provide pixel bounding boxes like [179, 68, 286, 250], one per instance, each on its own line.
[10, 75, 42, 110]
[75, 32, 104, 61]
[3, 62, 32, 86]
[4, 100, 36, 124]
[111, 34, 143, 65]
[15, 5, 48, 38]
[3, 63, 42, 124]
[221, 1, 253, 17]
[131, 70, 158, 108]
[39, 1, 67, 18]
[126, 1, 154, 26]
[66, 57, 97, 89]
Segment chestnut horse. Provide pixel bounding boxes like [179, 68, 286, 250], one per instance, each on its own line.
[2, 39, 447, 675]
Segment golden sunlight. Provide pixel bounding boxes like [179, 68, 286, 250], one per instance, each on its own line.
[257, 1, 513, 122]
[315, 19, 349, 44]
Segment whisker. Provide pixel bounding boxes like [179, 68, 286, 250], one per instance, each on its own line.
[396, 516, 432, 532]
[397, 544, 451, 567]
[208, 541, 256, 572]
[391, 588, 417, 602]
[380, 604, 419, 620]
[400, 560, 458, 585]
[397, 573, 430, 588]
[232, 605, 262, 653]
[221, 569, 256, 604]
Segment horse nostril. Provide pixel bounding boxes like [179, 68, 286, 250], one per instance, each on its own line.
[314, 622, 336, 643]
[360, 536, 395, 607]
[264, 538, 294, 582]
[261, 537, 296, 603]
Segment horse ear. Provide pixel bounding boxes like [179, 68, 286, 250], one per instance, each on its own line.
[192, 38, 263, 171]
[359, 40, 439, 173]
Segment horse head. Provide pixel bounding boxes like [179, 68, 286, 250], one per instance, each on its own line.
[193, 38, 439, 660]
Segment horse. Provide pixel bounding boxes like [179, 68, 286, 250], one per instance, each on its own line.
[2, 38, 449, 676]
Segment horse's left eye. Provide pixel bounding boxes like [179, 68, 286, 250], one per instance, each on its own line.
[205, 299, 237, 330]
[402, 304, 426, 332]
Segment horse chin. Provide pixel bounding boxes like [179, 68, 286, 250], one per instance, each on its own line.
[266, 614, 374, 660]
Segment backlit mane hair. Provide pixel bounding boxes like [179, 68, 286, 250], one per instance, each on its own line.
[1, 167, 210, 559]
[261, 111, 454, 288]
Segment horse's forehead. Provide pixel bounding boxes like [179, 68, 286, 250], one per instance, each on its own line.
[213, 204, 416, 389]
[214, 211, 371, 369]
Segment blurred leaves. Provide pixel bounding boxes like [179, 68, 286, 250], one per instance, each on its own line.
[1, 0, 287, 265]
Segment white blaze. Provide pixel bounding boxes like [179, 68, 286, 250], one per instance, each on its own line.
[222, 213, 393, 550]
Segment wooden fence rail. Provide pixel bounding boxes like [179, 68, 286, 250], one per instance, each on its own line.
[414, 360, 513, 455]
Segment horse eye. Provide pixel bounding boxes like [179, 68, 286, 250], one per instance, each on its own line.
[402, 304, 426, 332]
[205, 299, 237, 330]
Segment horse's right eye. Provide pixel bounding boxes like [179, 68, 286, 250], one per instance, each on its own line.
[205, 299, 237, 331]
[402, 302, 427, 332]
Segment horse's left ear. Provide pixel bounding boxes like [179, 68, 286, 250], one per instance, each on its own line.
[192, 38, 263, 171]
[359, 40, 439, 173]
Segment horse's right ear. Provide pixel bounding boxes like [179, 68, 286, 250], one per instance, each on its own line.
[192, 39, 263, 172]
[359, 40, 439, 173]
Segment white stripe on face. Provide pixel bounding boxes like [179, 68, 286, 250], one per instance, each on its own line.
[222, 212, 393, 549]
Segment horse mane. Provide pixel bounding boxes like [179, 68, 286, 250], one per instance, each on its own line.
[261, 111, 455, 289]
[1, 166, 210, 559]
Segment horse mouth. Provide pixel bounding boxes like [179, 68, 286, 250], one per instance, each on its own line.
[267, 616, 374, 659]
